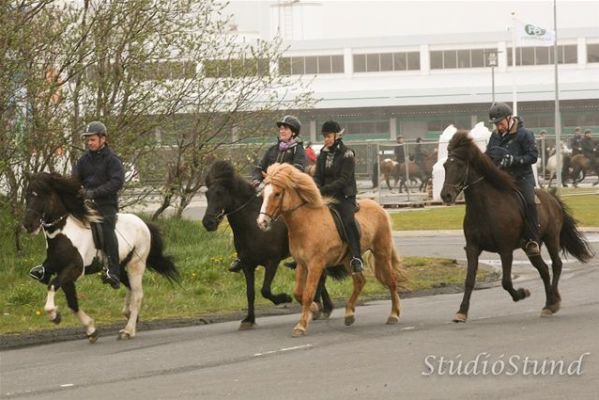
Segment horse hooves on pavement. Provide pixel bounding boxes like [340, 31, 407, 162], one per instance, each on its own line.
[52, 312, 62, 325]
[540, 308, 554, 318]
[344, 315, 355, 326]
[239, 321, 256, 330]
[117, 331, 132, 340]
[452, 313, 467, 323]
[386, 316, 399, 325]
[292, 328, 306, 337]
[87, 330, 98, 344]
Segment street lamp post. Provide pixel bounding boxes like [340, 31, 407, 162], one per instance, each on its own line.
[487, 51, 498, 103]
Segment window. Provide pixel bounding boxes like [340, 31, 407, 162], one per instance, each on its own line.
[139, 61, 196, 81]
[430, 48, 498, 69]
[204, 59, 269, 78]
[279, 55, 345, 75]
[507, 45, 577, 65]
[353, 51, 421, 72]
[588, 43, 599, 63]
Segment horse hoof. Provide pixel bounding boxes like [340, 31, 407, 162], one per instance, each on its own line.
[292, 328, 305, 337]
[87, 330, 98, 344]
[344, 315, 355, 326]
[52, 312, 62, 325]
[540, 308, 553, 317]
[452, 313, 467, 323]
[239, 321, 256, 330]
[117, 331, 132, 340]
[386, 316, 399, 325]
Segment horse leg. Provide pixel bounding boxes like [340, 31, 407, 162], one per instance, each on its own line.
[63, 281, 98, 343]
[292, 263, 323, 337]
[260, 259, 292, 305]
[376, 251, 401, 325]
[528, 253, 557, 317]
[544, 237, 563, 314]
[44, 278, 62, 324]
[344, 266, 367, 327]
[313, 274, 334, 320]
[499, 252, 531, 302]
[292, 262, 307, 304]
[240, 265, 257, 330]
[453, 244, 481, 322]
[119, 262, 144, 339]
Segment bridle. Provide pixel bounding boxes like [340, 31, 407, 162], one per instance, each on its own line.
[258, 186, 306, 222]
[26, 190, 68, 230]
[213, 194, 256, 224]
[443, 154, 484, 197]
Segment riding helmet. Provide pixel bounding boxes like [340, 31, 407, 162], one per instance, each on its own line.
[321, 120, 342, 135]
[81, 121, 107, 137]
[276, 115, 301, 136]
[488, 102, 513, 124]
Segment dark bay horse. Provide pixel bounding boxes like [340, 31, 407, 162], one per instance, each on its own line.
[23, 173, 180, 341]
[440, 131, 594, 322]
[201, 161, 337, 330]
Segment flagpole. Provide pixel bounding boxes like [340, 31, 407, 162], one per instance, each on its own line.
[511, 11, 518, 115]
[553, 0, 562, 191]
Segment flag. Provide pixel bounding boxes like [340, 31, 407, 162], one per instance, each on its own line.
[513, 19, 555, 47]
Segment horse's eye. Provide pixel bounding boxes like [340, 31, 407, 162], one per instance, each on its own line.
[274, 192, 280, 197]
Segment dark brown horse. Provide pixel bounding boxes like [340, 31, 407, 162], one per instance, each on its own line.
[569, 154, 599, 187]
[440, 131, 594, 322]
[202, 161, 338, 329]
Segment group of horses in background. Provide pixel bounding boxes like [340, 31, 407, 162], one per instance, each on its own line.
[541, 141, 599, 188]
[376, 151, 437, 193]
[22, 130, 594, 342]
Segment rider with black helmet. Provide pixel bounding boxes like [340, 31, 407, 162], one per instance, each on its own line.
[313, 120, 364, 274]
[486, 102, 541, 257]
[228, 115, 307, 273]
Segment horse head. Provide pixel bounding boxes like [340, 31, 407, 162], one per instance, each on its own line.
[23, 172, 88, 233]
[257, 163, 323, 232]
[202, 160, 254, 232]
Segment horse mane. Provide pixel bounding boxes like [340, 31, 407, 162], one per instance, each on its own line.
[264, 163, 325, 208]
[206, 160, 256, 197]
[30, 172, 99, 223]
[448, 130, 517, 192]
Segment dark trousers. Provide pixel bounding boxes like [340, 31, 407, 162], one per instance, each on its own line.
[516, 175, 540, 243]
[97, 205, 120, 275]
[332, 197, 362, 259]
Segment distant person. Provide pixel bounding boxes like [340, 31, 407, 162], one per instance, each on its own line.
[305, 141, 317, 166]
[394, 136, 405, 164]
[414, 137, 425, 172]
[581, 129, 597, 171]
[569, 127, 584, 155]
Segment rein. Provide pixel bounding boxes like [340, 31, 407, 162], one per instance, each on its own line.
[41, 214, 68, 229]
[215, 193, 256, 223]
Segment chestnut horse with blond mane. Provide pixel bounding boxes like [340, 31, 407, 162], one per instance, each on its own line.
[257, 163, 406, 337]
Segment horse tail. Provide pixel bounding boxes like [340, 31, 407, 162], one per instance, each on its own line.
[367, 247, 409, 289]
[553, 194, 595, 263]
[146, 223, 181, 283]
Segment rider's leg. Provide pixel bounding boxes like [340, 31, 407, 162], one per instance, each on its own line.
[336, 198, 364, 274]
[98, 206, 121, 289]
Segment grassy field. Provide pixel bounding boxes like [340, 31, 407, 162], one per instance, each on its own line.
[390, 191, 599, 230]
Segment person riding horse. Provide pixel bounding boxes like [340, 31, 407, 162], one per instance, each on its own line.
[313, 120, 364, 274]
[30, 121, 124, 289]
[485, 102, 541, 257]
[581, 129, 598, 173]
[228, 115, 306, 273]
[414, 137, 426, 174]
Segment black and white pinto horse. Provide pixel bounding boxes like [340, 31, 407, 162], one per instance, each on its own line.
[23, 172, 180, 342]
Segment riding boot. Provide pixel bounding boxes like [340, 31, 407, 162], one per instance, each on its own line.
[100, 212, 120, 289]
[29, 264, 51, 284]
[523, 202, 541, 257]
[229, 257, 243, 273]
[345, 222, 364, 274]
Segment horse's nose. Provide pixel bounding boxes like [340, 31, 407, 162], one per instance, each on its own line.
[202, 217, 217, 232]
[257, 214, 271, 231]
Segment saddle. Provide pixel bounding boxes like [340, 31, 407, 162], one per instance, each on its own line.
[328, 205, 361, 243]
[85, 223, 105, 275]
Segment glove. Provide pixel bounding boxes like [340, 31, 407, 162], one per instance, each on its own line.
[79, 188, 95, 200]
[499, 154, 514, 168]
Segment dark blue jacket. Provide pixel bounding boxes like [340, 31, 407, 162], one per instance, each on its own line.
[314, 140, 358, 200]
[486, 117, 538, 180]
[73, 145, 124, 208]
[253, 140, 306, 182]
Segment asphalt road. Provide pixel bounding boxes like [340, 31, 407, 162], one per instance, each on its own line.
[2, 232, 598, 400]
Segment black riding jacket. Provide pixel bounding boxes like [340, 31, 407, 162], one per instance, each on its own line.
[73, 145, 124, 208]
[485, 117, 538, 180]
[253, 140, 306, 182]
[314, 139, 358, 200]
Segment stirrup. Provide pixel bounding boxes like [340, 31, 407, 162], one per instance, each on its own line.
[228, 258, 243, 273]
[101, 268, 120, 289]
[524, 240, 540, 257]
[350, 257, 364, 274]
